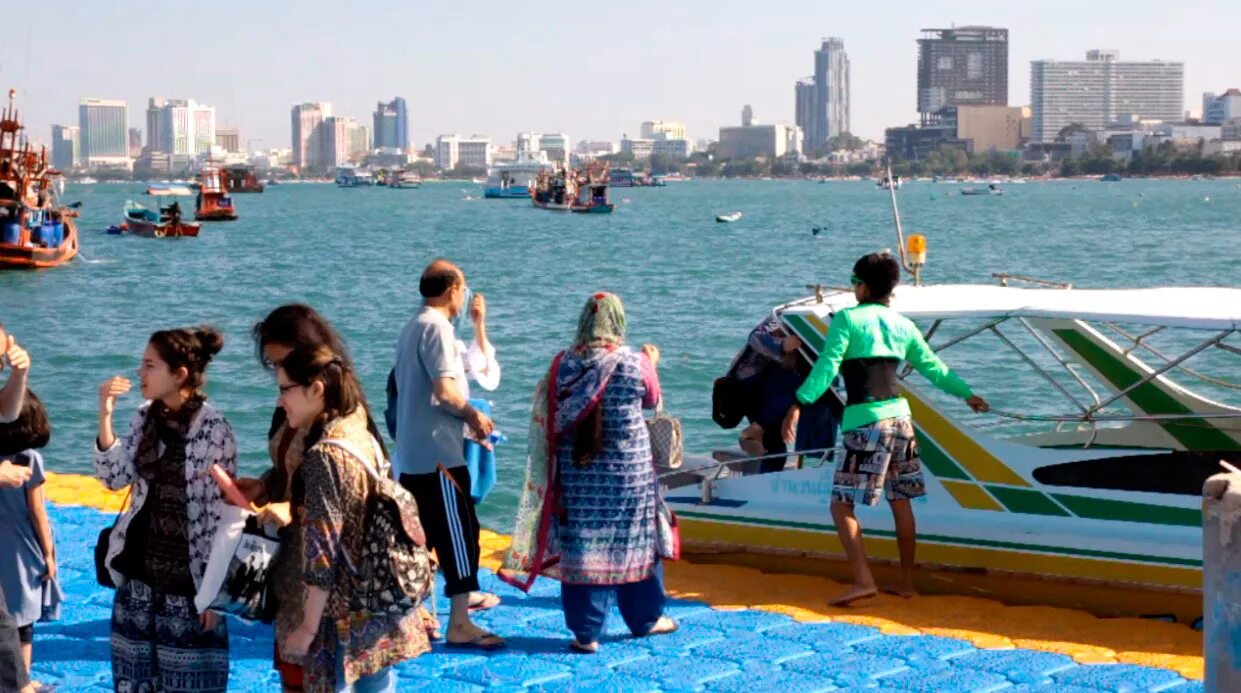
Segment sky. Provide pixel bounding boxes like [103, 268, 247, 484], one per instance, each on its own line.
[2, 0, 1238, 151]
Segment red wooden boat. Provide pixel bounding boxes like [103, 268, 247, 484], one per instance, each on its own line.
[123, 197, 201, 238]
[222, 164, 264, 193]
[0, 89, 79, 270]
[194, 164, 237, 221]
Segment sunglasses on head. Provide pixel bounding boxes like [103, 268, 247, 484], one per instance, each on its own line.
[850, 274, 863, 287]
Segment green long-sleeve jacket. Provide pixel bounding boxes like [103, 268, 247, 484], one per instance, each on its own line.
[795, 302, 973, 432]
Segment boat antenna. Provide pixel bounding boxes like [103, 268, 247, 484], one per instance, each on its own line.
[885, 161, 916, 281]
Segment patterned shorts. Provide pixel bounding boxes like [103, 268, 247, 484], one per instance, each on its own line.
[831, 416, 925, 507]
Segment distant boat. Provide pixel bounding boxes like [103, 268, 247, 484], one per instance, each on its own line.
[961, 184, 1004, 196]
[388, 171, 422, 189]
[716, 211, 743, 223]
[1101, 174, 1123, 182]
[878, 175, 901, 190]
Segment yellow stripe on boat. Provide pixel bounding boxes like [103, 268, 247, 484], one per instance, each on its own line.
[903, 388, 1029, 487]
[940, 479, 1005, 511]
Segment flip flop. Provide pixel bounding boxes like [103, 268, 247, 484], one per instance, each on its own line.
[445, 632, 506, 651]
[468, 592, 501, 612]
[569, 640, 599, 654]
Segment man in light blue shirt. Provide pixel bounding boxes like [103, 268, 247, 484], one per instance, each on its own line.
[393, 259, 504, 650]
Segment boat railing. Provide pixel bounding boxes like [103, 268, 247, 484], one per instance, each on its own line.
[658, 447, 839, 503]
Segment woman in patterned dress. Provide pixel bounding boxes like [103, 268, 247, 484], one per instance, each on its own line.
[274, 345, 428, 692]
[502, 293, 678, 653]
[94, 327, 237, 692]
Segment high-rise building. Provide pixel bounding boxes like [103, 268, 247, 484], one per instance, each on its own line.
[373, 98, 408, 150]
[291, 102, 332, 171]
[917, 27, 1008, 123]
[128, 128, 143, 158]
[538, 133, 569, 166]
[798, 37, 850, 152]
[718, 107, 802, 159]
[215, 127, 240, 153]
[640, 121, 686, 140]
[78, 98, 129, 165]
[1203, 89, 1241, 124]
[1030, 50, 1184, 142]
[348, 122, 370, 161]
[146, 98, 167, 151]
[434, 134, 491, 170]
[323, 117, 367, 167]
[51, 125, 80, 171]
[153, 99, 216, 156]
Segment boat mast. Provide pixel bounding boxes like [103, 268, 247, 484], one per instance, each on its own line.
[884, 161, 919, 285]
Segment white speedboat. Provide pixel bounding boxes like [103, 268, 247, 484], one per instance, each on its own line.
[715, 212, 743, 223]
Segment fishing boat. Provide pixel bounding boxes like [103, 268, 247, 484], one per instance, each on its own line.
[530, 168, 574, 211]
[878, 174, 902, 190]
[221, 164, 265, 193]
[335, 165, 375, 187]
[1101, 173, 1123, 182]
[123, 190, 200, 238]
[715, 211, 743, 223]
[0, 89, 79, 270]
[484, 153, 551, 198]
[387, 170, 422, 189]
[667, 167, 1234, 625]
[610, 167, 637, 188]
[194, 164, 237, 221]
[570, 162, 614, 214]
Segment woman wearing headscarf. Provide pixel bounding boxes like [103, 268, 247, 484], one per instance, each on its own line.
[501, 293, 677, 653]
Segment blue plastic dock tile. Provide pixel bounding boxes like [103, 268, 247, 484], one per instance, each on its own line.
[1008, 686, 1113, 693]
[535, 639, 654, 668]
[874, 667, 1014, 692]
[765, 620, 883, 650]
[1164, 682, 1204, 692]
[678, 607, 796, 632]
[395, 674, 486, 692]
[398, 649, 489, 676]
[705, 660, 837, 692]
[536, 674, 661, 693]
[642, 623, 728, 653]
[446, 653, 573, 687]
[612, 654, 741, 689]
[1052, 664, 1188, 692]
[782, 651, 909, 687]
[949, 648, 1077, 684]
[690, 630, 814, 664]
[852, 634, 976, 663]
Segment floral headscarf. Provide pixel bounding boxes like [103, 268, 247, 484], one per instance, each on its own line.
[573, 292, 626, 352]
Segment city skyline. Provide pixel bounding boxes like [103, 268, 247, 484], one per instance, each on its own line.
[3, 1, 1236, 151]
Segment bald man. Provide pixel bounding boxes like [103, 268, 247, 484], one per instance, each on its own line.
[392, 260, 504, 650]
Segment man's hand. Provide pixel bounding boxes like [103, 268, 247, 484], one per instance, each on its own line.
[0, 460, 32, 488]
[966, 395, 990, 414]
[465, 406, 495, 442]
[3, 335, 29, 372]
[470, 293, 487, 326]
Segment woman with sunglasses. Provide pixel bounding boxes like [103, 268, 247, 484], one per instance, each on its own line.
[782, 253, 989, 607]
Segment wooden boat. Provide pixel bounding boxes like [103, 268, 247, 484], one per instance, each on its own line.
[123, 198, 200, 238]
[0, 89, 79, 270]
[531, 168, 574, 211]
[570, 161, 614, 213]
[961, 184, 1004, 196]
[194, 164, 237, 221]
[222, 165, 265, 193]
[388, 171, 422, 188]
[716, 212, 743, 223]
[533, 162, 614, 213]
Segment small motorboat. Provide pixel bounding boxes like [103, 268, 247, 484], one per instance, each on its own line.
[716, 212, 743, 223]
[961, 184, 1004, 196]
[123, 200, 200, 238]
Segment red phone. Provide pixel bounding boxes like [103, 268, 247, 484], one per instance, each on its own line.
[209, 464, 256, 511]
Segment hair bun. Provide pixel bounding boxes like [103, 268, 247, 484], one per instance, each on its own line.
[193, 326, 225, 362]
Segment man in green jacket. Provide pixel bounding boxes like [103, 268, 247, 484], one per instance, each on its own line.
[782, 253, 989, 606]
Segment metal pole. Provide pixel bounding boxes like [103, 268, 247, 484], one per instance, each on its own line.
[885, 162, 915, 278]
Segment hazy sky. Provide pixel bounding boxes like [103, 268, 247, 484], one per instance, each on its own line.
[3, 0, 1237, 150]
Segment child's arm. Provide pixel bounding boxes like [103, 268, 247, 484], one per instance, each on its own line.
[26, 481, 55, 582]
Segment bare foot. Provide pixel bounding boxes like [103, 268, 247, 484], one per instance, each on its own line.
[880, 583, 917, 599]
[570, 639, 599, 654]
[828, 585, 878, 607]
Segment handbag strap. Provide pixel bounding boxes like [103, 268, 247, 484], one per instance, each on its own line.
[318, 437, 387, 485]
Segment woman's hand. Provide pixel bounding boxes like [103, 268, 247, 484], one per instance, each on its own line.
[283, 623, 316, 658]
[3, 335, 30, 372]
[199, 610, 220, 632]
[258, 502, 294, 528]
[966, 395, 990, 413]
[43, 555, 57, 583]
[235, 477, 266, 503]
[99, 376, 131, 417]
[641, 344, 661, 369]
[781, 404, 801, 445]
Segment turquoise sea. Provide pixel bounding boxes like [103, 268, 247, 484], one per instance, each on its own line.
[3, 178, 1240, 526]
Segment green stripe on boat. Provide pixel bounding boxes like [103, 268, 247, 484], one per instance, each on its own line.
[783, 313, 826, 353]
[985, 485, 1072, 516]
[1054, 329, 1241, 451]
[1052, 493, 1201, 527]
[914, 430, 971, 481]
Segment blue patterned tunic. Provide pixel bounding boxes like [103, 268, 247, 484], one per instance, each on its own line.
[554, 348, 660, 585]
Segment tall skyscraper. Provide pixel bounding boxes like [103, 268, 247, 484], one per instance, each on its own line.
[373, 97, 408, 150]
[78, 98, 129, 165]
[917, 27, 1008, 123]
[50, 125, 80, 171]
[813, 38, 850, 149]
[291, 102, 331, 171]
[795, 78, 815, 148]
[146, 97, 167, 151]
[154, 99, 216, 156]
[1030, 50, 1184, 142]
[128, 128, 143, 158]
[215, 127, 240, 153]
